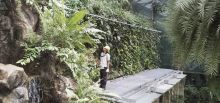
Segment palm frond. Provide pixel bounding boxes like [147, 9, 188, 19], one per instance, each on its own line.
[166, 0, 220, 76]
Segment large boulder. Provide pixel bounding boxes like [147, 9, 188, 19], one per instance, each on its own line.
[0, 63, 28, 103]
[0, 64, 28, 90]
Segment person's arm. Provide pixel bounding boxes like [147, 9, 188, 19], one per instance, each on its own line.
[107, 54, 110, 70]
[96, 53, 102, 67]
[107, 61, 110, 70]
[96, 58, 100, 65]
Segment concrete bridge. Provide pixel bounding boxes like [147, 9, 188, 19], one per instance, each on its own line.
[101, 68, 186, 103]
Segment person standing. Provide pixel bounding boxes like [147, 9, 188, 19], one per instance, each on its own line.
[99, 46, 110, 89]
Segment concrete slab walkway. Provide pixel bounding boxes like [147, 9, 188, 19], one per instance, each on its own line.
[102, 68, 186, 103]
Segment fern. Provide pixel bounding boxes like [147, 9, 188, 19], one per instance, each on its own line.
[17, 42, 58, 65]
[17, 1, 95, 65]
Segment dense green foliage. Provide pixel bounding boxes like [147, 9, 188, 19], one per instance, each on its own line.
[67, 0, 160, 77]
[184, 86, 214, 103]
[68, 0, 160, 75]
[184, 77, 220, 103]
[18, 0, 159, 102]
[166, 0, 220, 76]
[18, 1, 104, 102]
[208, 78, 220, 101]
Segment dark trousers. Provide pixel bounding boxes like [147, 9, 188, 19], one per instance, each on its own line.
[100, 67, 108, 89]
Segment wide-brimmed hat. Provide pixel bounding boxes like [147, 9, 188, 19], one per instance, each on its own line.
[103, 46, 110, 51]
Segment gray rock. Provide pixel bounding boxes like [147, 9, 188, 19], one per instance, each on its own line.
[0, 64, 29, 103]
[0, 64, 28, 90]
[7, 70, 28, 90]
[0, 16, 11, 30]
[3, 87, 29, 103]
[54, 75, 77, 103]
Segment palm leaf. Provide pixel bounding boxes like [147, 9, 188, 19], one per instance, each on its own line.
[166, 0, 220, 76]
[68, 10, 88, 30]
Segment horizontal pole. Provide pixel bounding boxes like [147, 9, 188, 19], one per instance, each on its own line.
[88, 13, 162, 33]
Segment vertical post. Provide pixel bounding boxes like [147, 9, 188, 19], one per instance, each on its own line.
[151, 0, 157, 27]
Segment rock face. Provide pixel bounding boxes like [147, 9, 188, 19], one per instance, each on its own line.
[53, 75, 76, 103]
[0, 0, 40, 64]
[0, 1, 77, 103]
[0, 63, 29, 103]
[28, 75, 76, 103]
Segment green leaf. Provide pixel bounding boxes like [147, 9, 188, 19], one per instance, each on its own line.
[68, 10, 88, 29]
